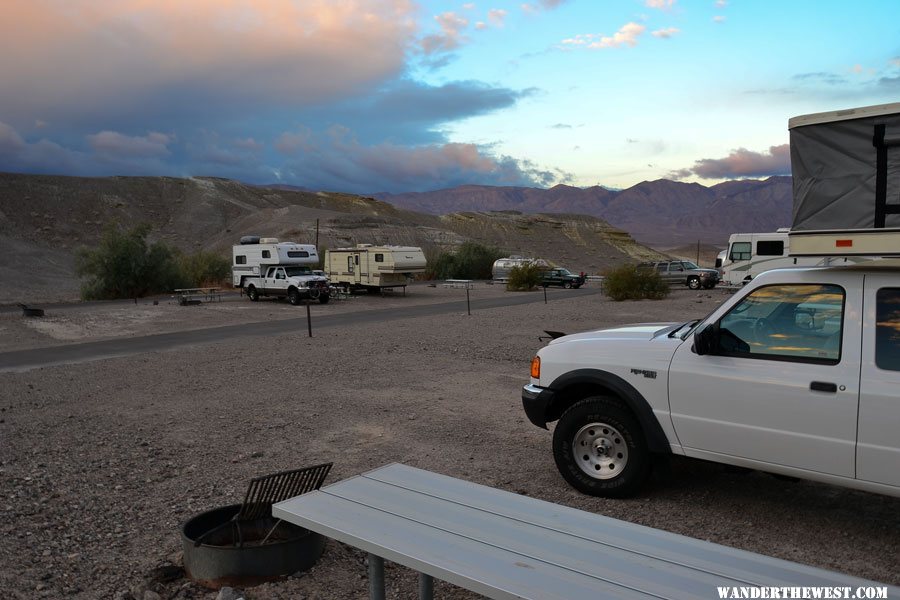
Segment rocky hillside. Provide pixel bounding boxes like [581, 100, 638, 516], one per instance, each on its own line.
[376, 176, 793, 246]
[0, 172, 664, 303]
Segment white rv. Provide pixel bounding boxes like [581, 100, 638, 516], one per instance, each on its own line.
[231, 236, 320, 288]
[718, 229, 802, 286]
[491, 256, 550, 282]
[324, 244, 426, 291]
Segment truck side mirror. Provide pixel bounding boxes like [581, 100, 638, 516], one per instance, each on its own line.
[693, 324, 719, 355]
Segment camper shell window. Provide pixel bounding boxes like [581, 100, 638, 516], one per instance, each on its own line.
[287, 251, 310, 258]
[235, 255, 247, 264]
[375, 253, 384, 262]
[756, 241, 784, 256]
[876, 288, 900, 372]
[262, 250, 271, 259]
[730, 242, 751, 261]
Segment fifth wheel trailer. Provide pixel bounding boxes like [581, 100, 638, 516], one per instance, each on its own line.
[325, 245, 426, 291]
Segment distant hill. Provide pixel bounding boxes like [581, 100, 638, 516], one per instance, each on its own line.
[0, 172, 664, 303]
[375, 177, 793, 246]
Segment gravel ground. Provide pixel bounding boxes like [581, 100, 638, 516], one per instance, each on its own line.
[0, 283, 897, 599]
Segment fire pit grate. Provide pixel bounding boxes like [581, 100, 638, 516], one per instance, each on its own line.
[237, 463, 333, 521]
[193, 463, 333, 548]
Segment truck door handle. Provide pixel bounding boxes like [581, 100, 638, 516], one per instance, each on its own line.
[810, 381, 838, 393]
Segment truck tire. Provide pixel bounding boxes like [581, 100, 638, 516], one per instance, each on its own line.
[687, 276, 701, 290]
[288, 288, 301, 306]
[563, 281, 573, 289]
[318, 293, 330, 305]
[247, 286, 259, 302]
[552, 396, 650, 498]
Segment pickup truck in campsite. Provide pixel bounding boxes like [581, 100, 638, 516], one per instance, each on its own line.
[243, 265, 330, 304]
[523, 102, 900, 499]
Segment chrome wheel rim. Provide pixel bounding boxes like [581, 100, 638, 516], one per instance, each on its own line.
[572, 422, 628, 479]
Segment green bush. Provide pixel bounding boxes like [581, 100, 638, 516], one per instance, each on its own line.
[177, 250, 231, 287]
[427, 242, 504, 280]
[602, 264, 669, 301]
[76, 223, 230, 300]
[506, 263, 544, 291]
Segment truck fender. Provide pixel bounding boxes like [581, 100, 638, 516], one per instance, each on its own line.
[546, 368, 671, 454]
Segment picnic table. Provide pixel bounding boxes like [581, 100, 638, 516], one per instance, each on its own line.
[173, 287, 222, 305]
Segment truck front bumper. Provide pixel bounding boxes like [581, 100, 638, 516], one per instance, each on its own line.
[522, 384, 556, 429]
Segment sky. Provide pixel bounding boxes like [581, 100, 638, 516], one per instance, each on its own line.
[0, 0, 898, 194]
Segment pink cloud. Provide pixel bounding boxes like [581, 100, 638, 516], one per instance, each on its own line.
[88, 131, 172, 158]
[0, 1, 417, 122]
[674, 144, 791, 179]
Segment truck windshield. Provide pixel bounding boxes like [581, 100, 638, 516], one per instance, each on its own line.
[284, 267, 313, 276]
[682, 262, 700, 270]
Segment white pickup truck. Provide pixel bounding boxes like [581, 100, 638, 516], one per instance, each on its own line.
[244, 265, 330, 305]
[523, 261, 900, 498]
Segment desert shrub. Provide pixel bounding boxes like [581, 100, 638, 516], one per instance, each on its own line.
[602, 264, 669, 301]
[506, 263, 544, 291]
[177, 250, 231, 287]
[77, 223, 185, 300]
[427, 242, 504, 280]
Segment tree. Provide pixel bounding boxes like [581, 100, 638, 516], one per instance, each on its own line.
[76, 223, 185, 300]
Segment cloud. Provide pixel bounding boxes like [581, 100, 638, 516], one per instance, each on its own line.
[792, 72, 848, 86]
[713, 15, 726, 23]
[651, 27, 680, 39]
[88, 131, 173, 158]
[277, 129, 566, 193]
[421, 12, 469, 54]
[0, 1, 416, 127]
[488, 9, 508, 27]
[562, 23, 646, 49]
[671, 144, 791, 180]
[645, 0, 675, 9]
[715, 0, 728, 7]
[521, 0, 568, 14]
[891, 57, 900, 68]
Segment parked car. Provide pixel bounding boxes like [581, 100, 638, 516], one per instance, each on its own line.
[638, 260, 718, 289]
[541, 268, 584, 289]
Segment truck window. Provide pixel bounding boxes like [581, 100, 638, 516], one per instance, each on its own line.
[375, 253, 384, 262]
[275, 269, 286, 280]
[717, 284, 844, 363]
[756, 240, 784, 256]
[287, 251, 309, 258]
[262, 250, 271, 259]
[235, 255, 246, 264]
[876, 288, 900, 372]
[347, 256, 354, 273]
[729, 242, 751, 261]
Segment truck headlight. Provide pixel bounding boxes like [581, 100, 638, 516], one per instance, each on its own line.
[530, 356, 541, 378]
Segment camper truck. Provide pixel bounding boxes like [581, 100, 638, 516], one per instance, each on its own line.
[521, 102, 900, 499]
[231, 237, 330, 304]
[325, 244, 426, 291]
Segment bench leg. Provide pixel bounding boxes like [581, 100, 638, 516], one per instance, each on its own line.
[368, 554, 385, 600]
[418, 573, 434, 600]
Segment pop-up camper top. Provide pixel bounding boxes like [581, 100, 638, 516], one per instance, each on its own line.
[789, 102, 900, 256]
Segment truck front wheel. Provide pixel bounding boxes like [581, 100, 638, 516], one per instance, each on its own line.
[288, 288, 302, 305]
[687, 276, 701, 290]
[552, 396, 650, 498]
[247, 286, 259, 302]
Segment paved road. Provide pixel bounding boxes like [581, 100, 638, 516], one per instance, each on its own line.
[0, 288, 600, 373]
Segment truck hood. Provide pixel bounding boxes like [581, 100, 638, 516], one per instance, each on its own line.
[548, 322, 680, 344]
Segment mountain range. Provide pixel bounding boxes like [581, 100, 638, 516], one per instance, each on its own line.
[374, 176, 794, 247]
[0, 172, 664, 303]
